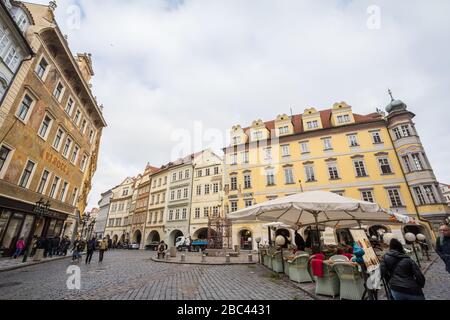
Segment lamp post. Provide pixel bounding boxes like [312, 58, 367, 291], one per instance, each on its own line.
[22, 199, 50, 263]
[276, 235, 286, 273]
[416, 233, 430, 261]
[405, 233, 421, 268]
[255, 237, 261, 263]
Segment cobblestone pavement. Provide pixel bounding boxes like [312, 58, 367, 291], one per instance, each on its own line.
[0, 250, 310, 300]
[423, 258, 450, 300]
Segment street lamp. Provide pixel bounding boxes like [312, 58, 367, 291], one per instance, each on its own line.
[255, 237, 261, 263]
[416, 233, 430, 261]
[276, 235, 286, 273]
[405, 233, 421, 268]
[23, 199, 50, 263]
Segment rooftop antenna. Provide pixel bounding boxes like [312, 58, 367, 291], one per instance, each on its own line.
[290, 107, 293, 118]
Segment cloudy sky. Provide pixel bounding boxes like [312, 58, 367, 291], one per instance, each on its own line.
[37, 0, 450, 209]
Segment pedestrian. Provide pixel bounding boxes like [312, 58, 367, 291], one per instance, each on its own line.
[85, 236, 96, 264]
[157, 241, 167, 259]
[52, 236, 60, 257]
[436, 224, 450, 274]
[30, 236, 38, 257]
[108, 237, 112, 250]
[294, 228, 305, 252]
[380, 238, 426, 300]
[72, 236, 82, 263]
[12, 237, 26, 259]
[62, 236, 71, 256]
[43, 237, 50, 258]
[99, 237, 108, 263]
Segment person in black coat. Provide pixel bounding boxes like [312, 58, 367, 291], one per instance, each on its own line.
[380, 238, 426, 300]
[294, 230, 306, 251]
[436, 224, 450, 273]
[85, 237, 97, 264]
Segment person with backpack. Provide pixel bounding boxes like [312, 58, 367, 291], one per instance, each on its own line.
[85, 236, 96, 264]
[436, 224, 450, 274]
[380, 238, 426, 300]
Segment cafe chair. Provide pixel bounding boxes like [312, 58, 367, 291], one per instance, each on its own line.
[314, 261, 340, 298]
[330, 255, 350, 262]
[332, 262, 365, 300]
[288, 254, 313, 283]
[282, 250, 293, 276]
[271, 250, 284, 273]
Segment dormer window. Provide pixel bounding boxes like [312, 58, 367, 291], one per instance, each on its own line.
[253, 131, 263, 140]
[306, 120, 319, 129]
[278, 126, 289, 135]
[337, 115, 350, 124]
[232, 136, 241, 145]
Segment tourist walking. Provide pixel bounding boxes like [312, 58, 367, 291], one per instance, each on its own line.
[51, 236, 60, 257]
[72, 236, 82, 263]
[85, 236, 97, 264]
[12, 237, 26, 259]
[380, 238, 426, 300]
[99, 237, 108, 262]
[436, 224, 450, 273]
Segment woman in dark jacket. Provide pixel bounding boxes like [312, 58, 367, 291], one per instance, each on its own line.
[380, 238, 426, 300]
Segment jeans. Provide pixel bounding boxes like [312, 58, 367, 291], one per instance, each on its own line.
[86, 250, 94, 264]
[12, 248, 23, 259]
[391, 290, 425, 301]
[99, 250, 105, 262]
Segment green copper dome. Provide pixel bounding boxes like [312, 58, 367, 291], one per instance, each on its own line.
[386, 99, 407, 113]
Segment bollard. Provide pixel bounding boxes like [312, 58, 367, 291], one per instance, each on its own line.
[181, 254, 185, 262]
[225, 254, 231, 263]
[202, 254, 206, 263]
[248, 254, 253, 263]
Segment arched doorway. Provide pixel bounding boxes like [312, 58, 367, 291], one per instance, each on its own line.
[146, 231, 160, 245]
[193, 228, 209, 240]
[169, 230, 184, 246]
[275, 228, 291, 248]
[239, 229, 253, 250]
[133, 230, 142, 244]
[403, 224, 432, 246]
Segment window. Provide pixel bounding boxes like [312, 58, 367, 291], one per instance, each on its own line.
[401, 125, 411, 137]
[71, 145, 80, 164]
[151, 195, 155, 205]
[378, 158, 393, 174]
[169, 210, 174, 221]
[212, 207, 219, 217]
[53, 82, 64, 101]
[80, 119, 87, 134]
[53, 128, 65, 151]
[37, 170, 50, 194]
[80, 154, 88, 172]
[348, 134, 359, 147]
[233, 136, 241, 145]
[122, 189, 129, 196]
[266, 170, 275, 186]
[38, 114, 53, 139]
[411, 153, 424, 171]
[402, 156, 412, 172]
[230, 153, 237, 165]
[264, 148, 272, 160]
[242, 152, 249, 164]
[284, 168, 294, 184]
[328, 164, 340, 180]
[337, 115, 350, 124]
[423, 185, 437, 204]
[281, 145, 290, 157]
[372, 132, 383, 144]
[5, 46, 22, 71]
[108, 219, 114, 227]
[197, 170, 202, 177]
[300, 141, 309, 153]
[158, 178, 161, 186]
[16, 94, 33, 121]
[185, 169, 190, 179]
[0, 29, 10, 55]
[245, 200, 253, 208]
[164, 176, 167, 185]
[305, 166, 315, 182]
[204, 184, 210, 195]
[214, 167, 219, 175]
[388, 189, 403, 207]
[61, 137, 73, 159]
[178, 171, 183, 180]
[159, 211, 163, 222]
[323, 138, 332, 150]
[183, 188, 188, 198]
[0, 145, 12, 173]
[65, 98, 74, 116]
[89, 130, 95, 144]
[307, 120, 319, 129]
[196, 185, 201, 195]
[74, 109, 81, 126]
[36, 58, 48, 79]
[72, 188, 78, 206]
[213, 183, 219, 193]
[148, 212, 153, 224]
[60, 182, 68, 202]
[177, 189, 181, 199]
[230, 201, 238, 212]
[354, 160, 367, 177]
[361, 190, 374, 203]
[244, 174, 252, 189]
[170, 190, 175, 201]
[279, 126, 289, 135]
[195, 208, 200, 219]
[118, 203, 124, 211]
[203, 207, 209, 218]
[172, 172, 177, 181]
[19, 160, 35, 188]
[182, 208, 187, 219]
[49, 176, 60, 198]
[230, 176, 237, 191]
[205, 168, 210, 176]
[253, 131, 263, 140]
[414, 187, 426, 205]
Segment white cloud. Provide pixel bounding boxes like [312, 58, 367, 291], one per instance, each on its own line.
[40, 0, 450, 208]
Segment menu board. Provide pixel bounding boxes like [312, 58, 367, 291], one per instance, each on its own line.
[350, 229, 380, 272]
[323, 228, 338, 246]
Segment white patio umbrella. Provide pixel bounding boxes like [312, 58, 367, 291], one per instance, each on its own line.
[228, 191, 413, 228]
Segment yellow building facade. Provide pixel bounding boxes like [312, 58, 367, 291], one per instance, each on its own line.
[224, 101, 448, 250]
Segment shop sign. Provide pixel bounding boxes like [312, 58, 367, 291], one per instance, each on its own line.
[44, 150, 70, 175]
[350, 229, 380, 272]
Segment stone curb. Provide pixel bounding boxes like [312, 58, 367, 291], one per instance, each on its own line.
[0, 254, 85, 273]
[150, 257, 256, 266]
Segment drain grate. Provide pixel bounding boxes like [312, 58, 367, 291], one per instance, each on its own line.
[0, 282, 22, 288]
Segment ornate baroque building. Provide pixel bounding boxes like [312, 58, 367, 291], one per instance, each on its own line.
[0, 1, 106, 256]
